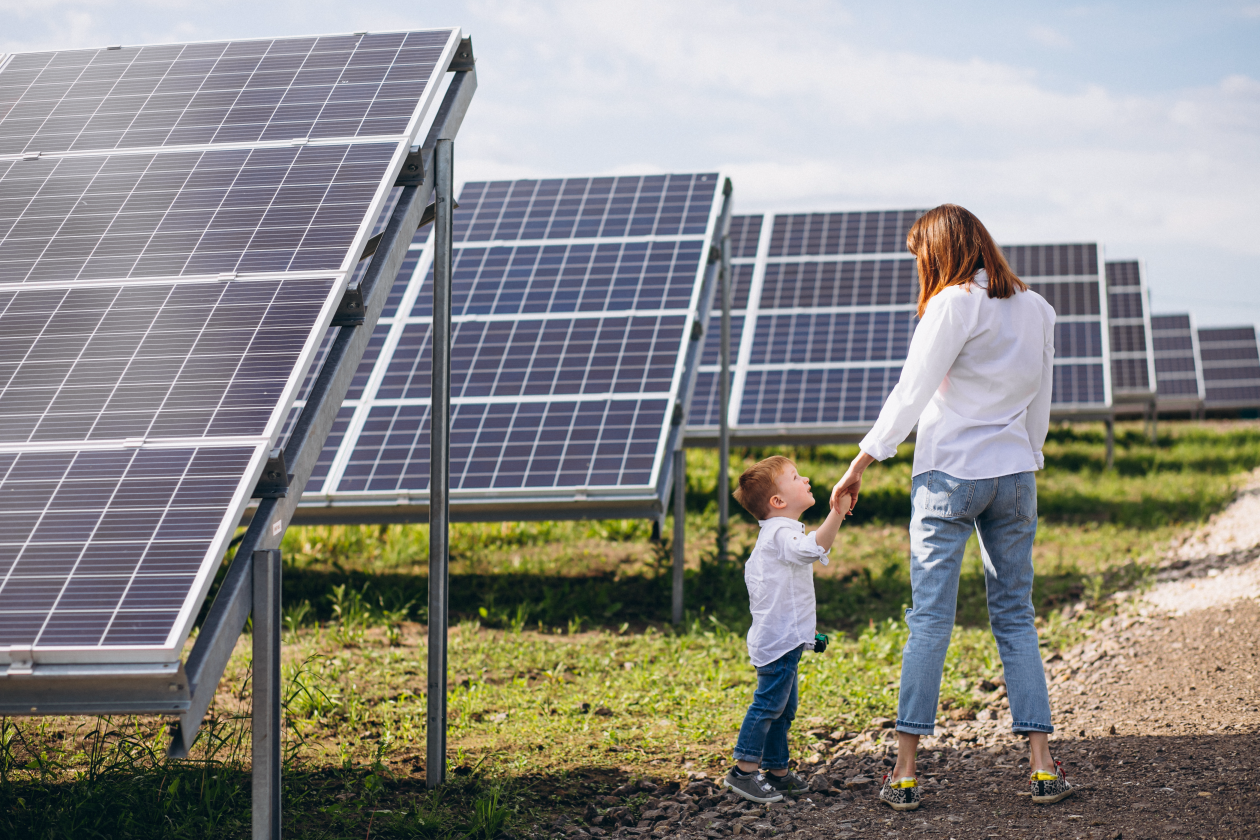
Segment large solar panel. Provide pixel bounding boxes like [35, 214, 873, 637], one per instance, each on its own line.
[1150, 313, 1205, 411]
[687, 212, 1113, 444]
[0, 30, 463, 665]
[1197, 325, 1260, 411]
[294, 173, 727, 522]
[1104, 260, 1157, 412]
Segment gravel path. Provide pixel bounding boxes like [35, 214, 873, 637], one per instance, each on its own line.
[550, 472, 1260, 840]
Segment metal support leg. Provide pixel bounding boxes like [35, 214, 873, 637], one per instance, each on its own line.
[717, 226, 731, 565]
[252, 549, 281, 840]
[672, 449, 686, 626]
[426, 137, 454, 790]
[1104, 418, 1115, 470]
[1149, 400, 1158, 444]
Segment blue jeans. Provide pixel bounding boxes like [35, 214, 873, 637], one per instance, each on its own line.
[896, 470, 1053, 736]
[733, 645, 803, 769]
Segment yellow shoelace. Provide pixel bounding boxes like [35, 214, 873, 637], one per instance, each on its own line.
[891, 778, 917, 789]
[1031, 771, 1059, 782]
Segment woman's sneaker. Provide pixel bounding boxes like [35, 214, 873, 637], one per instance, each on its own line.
[1030, 761, 1074, 804]
[722, 768, 784, 804]
[879, 774, 921, 810]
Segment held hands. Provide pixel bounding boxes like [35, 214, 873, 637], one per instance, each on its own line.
[831, 451, 876, 515]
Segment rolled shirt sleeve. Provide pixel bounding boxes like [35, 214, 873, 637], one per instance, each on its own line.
[774, 528, 830, 567]
[860, 290, 972, 462]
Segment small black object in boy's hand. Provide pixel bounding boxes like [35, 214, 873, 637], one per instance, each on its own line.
[813, 633, 829, 654]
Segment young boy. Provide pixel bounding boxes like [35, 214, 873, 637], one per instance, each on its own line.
[723, 456, 850, 803]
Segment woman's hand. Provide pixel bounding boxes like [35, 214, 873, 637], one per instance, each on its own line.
[831, 451, 876, 513]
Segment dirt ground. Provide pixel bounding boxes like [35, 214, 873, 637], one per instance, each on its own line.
[551, 480, 1260, 840]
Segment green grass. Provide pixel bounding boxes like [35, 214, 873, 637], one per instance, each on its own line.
[2, 420, 1258, 838]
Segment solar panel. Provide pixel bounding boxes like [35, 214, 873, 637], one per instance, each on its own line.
[294, 173, 728, 522]
[1197, 325, 1260, 410]
[687, 213, 1113, 444]
[1104, 260, 1157, 412]
[0, 29, 463, 665]
[1149, 313, 1206, 410]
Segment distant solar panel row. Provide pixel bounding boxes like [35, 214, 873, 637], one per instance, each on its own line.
[1104, 261, 1156, 403]
[687, 212, 1112, 442]
[1197, 326, 1260, 409]
[0, 29, 461, 663]
[297, 173, 723, 520]
[1150, 314, 1204, 406]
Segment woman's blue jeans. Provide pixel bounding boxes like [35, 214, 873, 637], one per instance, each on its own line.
[733, 645, 803, 769]
[896, 470, 1053, 735]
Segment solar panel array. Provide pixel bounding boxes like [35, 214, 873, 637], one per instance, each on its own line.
[1149, 313, 1205, 410]
[1197, 325, 1260, 410]
[296, 173, 725, 521]
[0, 30, 461, 665]
[1104, 261, 1156, 407]
[687, 212, 1113, 442]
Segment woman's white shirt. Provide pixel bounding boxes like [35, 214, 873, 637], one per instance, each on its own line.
[859, 271, 1056, 479]
[744, 517, 829, 667]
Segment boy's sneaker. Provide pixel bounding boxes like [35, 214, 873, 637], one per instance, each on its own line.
[765, 770, 808, 794]
[1030, 761, 1074, 804]
[878, 774, 921, 811]
[722, 769, 784, 804]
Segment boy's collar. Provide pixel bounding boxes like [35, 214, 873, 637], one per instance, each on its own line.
[758, 517, 805, 530]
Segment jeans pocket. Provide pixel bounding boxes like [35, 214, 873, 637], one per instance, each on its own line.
[1015, 472, 1037, 522]
[924, 471, 976, 519]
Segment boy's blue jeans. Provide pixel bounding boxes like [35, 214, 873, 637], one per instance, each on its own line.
[897, 470, 1053, 736]
[732, 645, 804, 769]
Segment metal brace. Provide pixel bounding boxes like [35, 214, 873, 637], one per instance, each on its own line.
[690, 320, 704, 341]
[332, 284, 365, 326]
[395, 146, 425, 186]
[671, 403, 684, 426]
[358, 200, 454, 261]
[252, 449, 292, 499]
[449, 36, 475, 72]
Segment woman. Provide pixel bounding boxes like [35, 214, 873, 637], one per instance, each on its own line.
[829, 204, 1072, 810]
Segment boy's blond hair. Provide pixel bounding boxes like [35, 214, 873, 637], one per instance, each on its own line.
[733, 456, 794, 520]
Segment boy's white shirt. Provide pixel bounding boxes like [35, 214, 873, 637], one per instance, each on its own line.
[744, 516, 829, 667]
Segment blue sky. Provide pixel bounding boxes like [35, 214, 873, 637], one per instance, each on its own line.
[4, 1, 1258, 325]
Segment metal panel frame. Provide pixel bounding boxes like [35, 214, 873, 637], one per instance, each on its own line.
[289, 175, 733, 523]
[1198, 324, 1260, 412]
[0, 40, 476, 738]
[1106, 259, 1158, 416]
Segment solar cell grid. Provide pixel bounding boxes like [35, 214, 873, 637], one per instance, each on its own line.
[0, 32, 452, 155]
[0, 277, 334, 444]
[1198, 326, 1260, 409]
[728, 214, 763, 259]
[0, 444, 258, 648]
[0, 28, 463, 661]
[758, 258, 919, 309]
[0, 142, 396, 284]
[452, 174, 718, 243]
[768, 210, 922, 257]
[1003, 243, 1099, 277]
[1150, 314, 1205, 407]
[301, 172, 724, 516]
[750, 311, 915, 365]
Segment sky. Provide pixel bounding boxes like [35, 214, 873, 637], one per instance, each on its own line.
[3, 1, 1259, 326]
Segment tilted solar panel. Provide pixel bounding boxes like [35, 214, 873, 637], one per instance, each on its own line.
[1104, 261, 1157, 411]
[294, 173, 728, 522]
[0, 29, 463, 666]
[687, 211, 1112, 444]
[1197, 325, 1260, 410]
[1150, 313, 1205, 410]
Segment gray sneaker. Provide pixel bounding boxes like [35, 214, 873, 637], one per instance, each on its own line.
[722, 769, 784, 804]
[765, 770, 808, 794]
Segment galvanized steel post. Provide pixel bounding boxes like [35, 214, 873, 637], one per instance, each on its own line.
[717, 222, 732, 564]
[252, 549, 282, 840]
[427, 138, 454, 789]
[672, 448, 686, 625]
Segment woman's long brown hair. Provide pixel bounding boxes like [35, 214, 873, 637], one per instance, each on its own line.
[908, 204, 1027, 319]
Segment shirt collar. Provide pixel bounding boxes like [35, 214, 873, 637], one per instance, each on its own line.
[758, 517, 804, 531]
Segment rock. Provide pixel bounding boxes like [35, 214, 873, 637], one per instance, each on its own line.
[977, 679, 997, 692]
[685, 781, 710, 795]
[612, 784, 637, 797]
[872, 717, 896, 728]
[807, 774, 834, 793]
[948, 708, 976, 721]
[638, 779, 659, 792]
[844, 775, 874, 790]
[594, 706, 614, 717]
